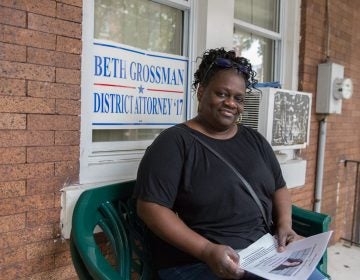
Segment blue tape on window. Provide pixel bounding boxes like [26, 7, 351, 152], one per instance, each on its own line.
[255, 81, 281, 88]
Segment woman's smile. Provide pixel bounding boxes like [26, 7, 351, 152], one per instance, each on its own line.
[219, 108, 237, 118]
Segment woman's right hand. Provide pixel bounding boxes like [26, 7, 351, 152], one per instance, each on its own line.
[200, 242, 246, 279]
[137, 200, 245, 278]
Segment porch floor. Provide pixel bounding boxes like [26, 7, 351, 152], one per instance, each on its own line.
[328, 240, 360, 280]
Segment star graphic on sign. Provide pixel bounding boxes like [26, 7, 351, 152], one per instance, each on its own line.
[138, 85, 145, 94]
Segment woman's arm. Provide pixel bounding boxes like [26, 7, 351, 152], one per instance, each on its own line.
[137, 199, 245, 279]
[272, 187, 301, 252]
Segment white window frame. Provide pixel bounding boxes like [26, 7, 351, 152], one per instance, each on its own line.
[80, 0, 196, 184]
[233, 0, 301, 90]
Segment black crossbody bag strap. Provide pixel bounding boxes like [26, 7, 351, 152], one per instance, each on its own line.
[177, 126, 272, 233]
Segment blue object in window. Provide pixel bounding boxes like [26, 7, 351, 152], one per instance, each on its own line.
[255, 81, 282, 88]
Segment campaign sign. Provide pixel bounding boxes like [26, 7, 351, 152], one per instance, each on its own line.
[90, 39, 188, 129]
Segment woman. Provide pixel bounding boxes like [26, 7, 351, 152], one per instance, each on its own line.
[134, 48, 299, 279]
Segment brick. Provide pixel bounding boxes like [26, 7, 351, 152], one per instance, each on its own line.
[0, 6, 26, 27]
[0, 78, 26, 96]
[0, 25, 56, 50]
[26, 238, 68, 259]
[0, 96, 55, 114]
[0, 246, 26, 266]
[27, 47, 55, 66]
[0, 163, 54, 182]
[28, 13, 81, 39]
[54, 160, 79, 178]
[56, 99, 80, 115]
[0, 0, 56, 17]
[0, 214, 26, 233]
[0, 130, 54, 147]
[26, 264, 77, 280]
[28, 81, 80, 100]
[54, 250, 73, 267]
[55, 131, 80, 145]
[0, 42, 26, 62]
[27, 255, 56, 276]
[0, 147, 26, 164]
[350, 109, 360, 117]
[56, 36, 81, 54]
[0, 255, 55, 280]
[56, 3, 82, 23]
[54, 51, 81, 69]
[27, 48, 80, 69]
[0, 181, 26, 199]
[28, 114, 80, 130]
[27, 176, 65, 195]
[0, 193, 54, 216]
[27, 146, 79, 163]
[26, 208, 60, 227]
[0, 60, 55, 82]
[0, 225, 54, 249]
[57, 0, 82, 7]
[0, 263, 23, 279]
[0, 113, 26, 129]
[54, 191, 62, 208]
[56, 68, 80, 84]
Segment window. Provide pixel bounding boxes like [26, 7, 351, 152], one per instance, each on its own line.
[233, 0, 300, 88]
[93, 0, 184, 144]
[80, 0, 193, 184]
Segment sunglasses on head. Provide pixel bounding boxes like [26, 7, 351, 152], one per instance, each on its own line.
[202, 58, 249, 82]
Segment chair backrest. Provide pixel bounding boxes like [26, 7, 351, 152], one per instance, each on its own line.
[70, 180, 153, 280]
[291, 205, 332, 275]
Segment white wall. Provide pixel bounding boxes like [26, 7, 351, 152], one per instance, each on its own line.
[194, 0, 234, 56]
[205, 0, 234, 50]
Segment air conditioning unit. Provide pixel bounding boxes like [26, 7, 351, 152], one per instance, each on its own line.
[242, 87, 313, 188]
[243, 87, 312, 151]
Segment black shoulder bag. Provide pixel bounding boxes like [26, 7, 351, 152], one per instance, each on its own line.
[177, 126, 273, 233]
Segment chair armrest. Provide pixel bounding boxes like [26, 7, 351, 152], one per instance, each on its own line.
[291, 205, 331, 275]
[70, 233, 95, 280]
[292, 205, 331, 237]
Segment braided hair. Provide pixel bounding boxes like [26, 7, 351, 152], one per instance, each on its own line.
[192, 48, 257, 93]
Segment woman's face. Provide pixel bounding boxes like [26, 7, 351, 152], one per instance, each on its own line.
[197, 69, 246, 131]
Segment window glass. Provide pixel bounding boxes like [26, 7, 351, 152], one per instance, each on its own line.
[234, 0, 278, 32]
[233, 0, 279, 83]
[93, 0, 184, 142]
[94, 0, 183, 55]
[233, 27, 274, 83]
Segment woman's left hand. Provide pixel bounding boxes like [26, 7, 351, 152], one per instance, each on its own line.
[272, 187, 303, 252]
[275, 224, 302, 252]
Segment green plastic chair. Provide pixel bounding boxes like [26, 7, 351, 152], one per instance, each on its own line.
[70, 181, 331, 279]
[292, 205, 332, 277]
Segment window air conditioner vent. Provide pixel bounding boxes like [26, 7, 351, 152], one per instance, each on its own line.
[243, 92, 261, 130]
[242, 88, 312, 151]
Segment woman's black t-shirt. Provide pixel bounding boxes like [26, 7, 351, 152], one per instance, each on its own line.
[134, 124, 286, 269]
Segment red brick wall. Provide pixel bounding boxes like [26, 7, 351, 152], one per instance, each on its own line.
[293, 0, 360, 244]
[0, 1, 82, 279]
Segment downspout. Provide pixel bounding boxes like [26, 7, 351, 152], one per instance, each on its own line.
[314, 115, 327, 212]
[314, 0, 331, 213]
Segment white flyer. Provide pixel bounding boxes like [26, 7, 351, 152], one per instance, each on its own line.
[238, 231, 333, 280]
